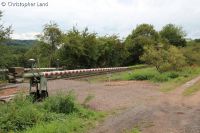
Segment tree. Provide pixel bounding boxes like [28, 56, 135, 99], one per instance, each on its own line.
[79, 28, 99, 68]
[38, 22, 63, 67]
[58, 27, 85, 69]
[25, 42, 52, 67]
[194, 39, 200, 43]
[97, 35, 128, 67]
[58, 27, 128, 69]
[160, 24, 186, 47]
[125, 24, 159, 64]
[0, 11, 12, 43]
[130, 24, 159, 40]
[0, 11, 13, 68]
[141, 44, 186, 72]
[181, 43, 200, 65]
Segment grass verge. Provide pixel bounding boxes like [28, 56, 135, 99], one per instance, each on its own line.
[87, 66, 200, 92]
[0, 91, 104, 133]
[160, 67, 200, 92]
[183, 80, 200, 96]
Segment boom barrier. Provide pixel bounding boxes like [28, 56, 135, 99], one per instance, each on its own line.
[23, 67, 129, 78]
[22, 67, 129, 101]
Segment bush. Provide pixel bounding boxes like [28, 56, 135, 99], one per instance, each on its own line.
[0, 91, 95, 132]
[152, 74, 169, 82]
[167, 72, 179, 79]
[0, 96, 46, 132]
[131, 73, 154, 80]
[128, 67, 200, 83]
[181, 43, 200, 65]
[151, 71, 179, 82]
[141, 45, 187, 72]
[43, 91, 78, 114]
[130, 68, 158, 80]
[128, 68, 190, 82]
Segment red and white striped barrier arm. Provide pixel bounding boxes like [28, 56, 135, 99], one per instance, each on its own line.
[42, 67, 128, 78]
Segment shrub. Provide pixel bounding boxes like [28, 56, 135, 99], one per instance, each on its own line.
[0, 96, 45, 132]
[152, 74, 169, 82]
[181, 42, 200, 65]
[128, 68, 184, 82]
[130, 68, 158, 80]
[43, 91, 78, 114]
[0, 91, 81, 132]
[167, 72, 179, 79]
[131, 74, 154, 80]
[0, 91, 103, 133]
[141, 45, 187, 72]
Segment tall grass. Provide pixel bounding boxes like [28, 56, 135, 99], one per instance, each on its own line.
[43, 91, 77, 114]
[110, 66, 200, 83]
[109, 67, 179, 82]
[0, 92, 104, 133]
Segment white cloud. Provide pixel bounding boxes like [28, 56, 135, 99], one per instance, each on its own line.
[11, 32, 40, 40]
[1, 0, 200, 39]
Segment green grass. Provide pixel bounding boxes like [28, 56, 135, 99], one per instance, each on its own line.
[0, 92, 104, 133]
[90, 67, 186, 83]
[160, 67, 200, 92]
[128, 64, 149, 69]
[108, 67, 158, 81]
[183, 80, 200, 96]
[24, 109, 103, 133]
[87, 66, 200, 93]
[129, 128, 141, 133]
[159, 76, 192, 92]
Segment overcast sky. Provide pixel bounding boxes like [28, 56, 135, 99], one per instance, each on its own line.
[1, 0, 200, 40]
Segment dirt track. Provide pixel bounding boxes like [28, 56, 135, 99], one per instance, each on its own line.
[47, 80, 160, 111]
[11, 76, 200, 133]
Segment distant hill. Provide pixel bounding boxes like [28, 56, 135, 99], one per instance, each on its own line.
[195, 39, 200, 43]
[4, 39, 37, 47]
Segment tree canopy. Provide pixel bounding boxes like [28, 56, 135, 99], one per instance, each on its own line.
[0, 11, 12, 43]
[141, 44, 186, 72]
[37, 22, 63, 67]
[160, 24, 186, 47]
[125, 24, 159, 64]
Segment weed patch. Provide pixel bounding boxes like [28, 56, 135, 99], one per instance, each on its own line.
[0, 92, 104, 133]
